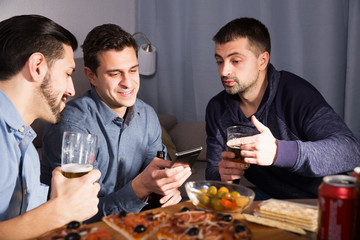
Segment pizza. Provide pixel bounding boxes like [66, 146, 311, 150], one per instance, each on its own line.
[102, 210, 170, 240]
[37, 221, 111, 240]
[157, 210, 252, 240]
[102, 207, 251, 240]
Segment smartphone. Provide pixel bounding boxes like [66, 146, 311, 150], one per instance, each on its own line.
[171, 146, 203, 168]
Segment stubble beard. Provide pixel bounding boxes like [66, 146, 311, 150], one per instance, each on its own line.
[40, 72, 64, 123]
[222, 72, 259, 95]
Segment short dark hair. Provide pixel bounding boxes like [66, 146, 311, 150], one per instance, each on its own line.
[0, 14, 78, 80]
[213, 17, 271, 57]
[82, 24, 138, 74]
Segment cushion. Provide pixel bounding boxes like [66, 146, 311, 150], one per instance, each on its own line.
[169, 121, 207, 161]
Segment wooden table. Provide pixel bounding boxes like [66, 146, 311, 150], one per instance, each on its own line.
[88, 199, 318, 239]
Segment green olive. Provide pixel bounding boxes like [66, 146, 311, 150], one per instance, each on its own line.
[218, 186, 229, 193]
[207, 185, 217, 195]
[211, 198, 225, 211]
[198, 194, 210, 206]
[230, 191, 241, 198]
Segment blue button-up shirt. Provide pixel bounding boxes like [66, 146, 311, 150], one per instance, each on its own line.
[41, 88, 165, 221]
[0, 89, 48, 221]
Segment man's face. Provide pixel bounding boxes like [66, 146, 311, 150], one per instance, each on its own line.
[39, 44, 75, 123]
[214, 38, 261, 95]
[89, 47, 140, 117]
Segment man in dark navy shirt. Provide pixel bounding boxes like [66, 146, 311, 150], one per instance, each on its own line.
[205, 17, 360, 199]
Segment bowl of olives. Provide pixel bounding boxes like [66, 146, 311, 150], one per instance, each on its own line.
[185, 180, 255, 213]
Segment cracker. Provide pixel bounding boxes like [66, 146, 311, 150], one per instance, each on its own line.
[257, 199, 318, 221]
[243, 213, 306, 235]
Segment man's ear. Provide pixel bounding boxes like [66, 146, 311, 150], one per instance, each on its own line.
[84, 67, 97, 87]
[28, 52, 48, 82]
[258, 51, 270, 71]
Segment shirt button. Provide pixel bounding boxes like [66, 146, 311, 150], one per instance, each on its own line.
[18, 127, 25, 132]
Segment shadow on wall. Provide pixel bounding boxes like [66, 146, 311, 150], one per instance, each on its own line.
[71, 58, 91, 99]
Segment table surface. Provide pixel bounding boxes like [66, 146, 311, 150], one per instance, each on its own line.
[87, 198, 318, 240]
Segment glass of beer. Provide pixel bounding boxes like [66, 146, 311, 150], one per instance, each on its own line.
[61, 131, 97, 178]
[226, 126, 258, 169]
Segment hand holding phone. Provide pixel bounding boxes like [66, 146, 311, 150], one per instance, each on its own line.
[170, 146, 203, 168]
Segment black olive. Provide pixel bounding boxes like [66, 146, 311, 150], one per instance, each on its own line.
[134, 224, 146, 233]
[118, 211, 127, 218]
[65, 232, 81, 240]
[222, 214, 233, 222]
[180, 207, 190, 212]
[187, 227, 199, 236]
[233, 219, 241, 224]
[66, 221, 80, 229]
[235, 224, 246, 233]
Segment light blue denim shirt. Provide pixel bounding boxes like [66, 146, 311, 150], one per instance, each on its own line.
[41, 88, 165, 222]
[0, 89, 48, 221]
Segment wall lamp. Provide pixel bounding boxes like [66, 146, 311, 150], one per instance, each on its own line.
[133, 32, 156, 76]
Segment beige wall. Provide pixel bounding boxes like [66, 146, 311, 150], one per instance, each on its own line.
[0, 0, 137, 96]
[0, 0, 136, 58]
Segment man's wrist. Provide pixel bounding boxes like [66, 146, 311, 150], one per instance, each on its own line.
[131, 177, 150, 201]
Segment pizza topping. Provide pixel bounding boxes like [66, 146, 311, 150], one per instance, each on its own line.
[66, 221, 81, 229]
[222, 214, 233, 222]
[64, 232, 81, 240]
[235, 223, 246, 233]
[133, 224, 146, 233]
[118, 211, 127, 218]
[186, 227, 199, 236]
[180, 207, 190, 212]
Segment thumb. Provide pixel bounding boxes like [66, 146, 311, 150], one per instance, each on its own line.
[251, 115, 267, 133]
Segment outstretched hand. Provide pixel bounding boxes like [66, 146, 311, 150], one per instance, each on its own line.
[240, 115, 278, 166]
[218, 116, 278, 182]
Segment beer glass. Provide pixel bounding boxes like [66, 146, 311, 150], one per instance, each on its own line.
[226, 126, 258, 169]
[61, 131, 97, 178]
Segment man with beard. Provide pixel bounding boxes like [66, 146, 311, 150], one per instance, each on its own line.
[0, 15, 101, 239]
[205, 17, 360, 200]
[40, 24, 192, 222]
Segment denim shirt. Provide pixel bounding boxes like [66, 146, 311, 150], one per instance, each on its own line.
[0, 90, 48, 221]
[41, 88, 165, 222]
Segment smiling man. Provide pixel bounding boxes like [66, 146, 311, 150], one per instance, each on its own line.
[40, 24, 192, 222]
[0, 15, 101, 239]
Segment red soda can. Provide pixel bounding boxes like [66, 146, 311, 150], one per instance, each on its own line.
[352, 167, 360, 240]
[318, 175, 356, 240]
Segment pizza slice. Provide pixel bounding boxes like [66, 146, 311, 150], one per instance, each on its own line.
[37, 221, 111, 240]
[157, 210, 252, 240]
[102, 211, 170, 240]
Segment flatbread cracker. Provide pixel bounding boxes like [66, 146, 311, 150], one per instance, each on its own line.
[243, 213, 306, 235]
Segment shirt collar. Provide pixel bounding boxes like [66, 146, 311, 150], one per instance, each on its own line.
[0, 89, 26, 131]
[89, 88, 139, 127]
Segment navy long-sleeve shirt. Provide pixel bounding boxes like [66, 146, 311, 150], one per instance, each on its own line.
[205, 64, 360, 198]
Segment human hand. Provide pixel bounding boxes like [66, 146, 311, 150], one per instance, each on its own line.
[160, 189, 182, 207]
[50, 167, 101, 223]
[239, 116, 278, 166]
[219, 151, 246, 183]
[132, 157, 192, 200]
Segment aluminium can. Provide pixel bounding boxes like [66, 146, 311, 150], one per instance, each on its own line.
[352, 167, 360, 240]
[318, 175, 356, 240]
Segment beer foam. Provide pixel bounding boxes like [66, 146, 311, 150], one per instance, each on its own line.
[61, 163, 93, 173]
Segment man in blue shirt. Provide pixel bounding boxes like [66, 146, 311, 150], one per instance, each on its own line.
[0, 15, 101, 239]
[41, 24, 192, 222]
[206, 18, 360, 199]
